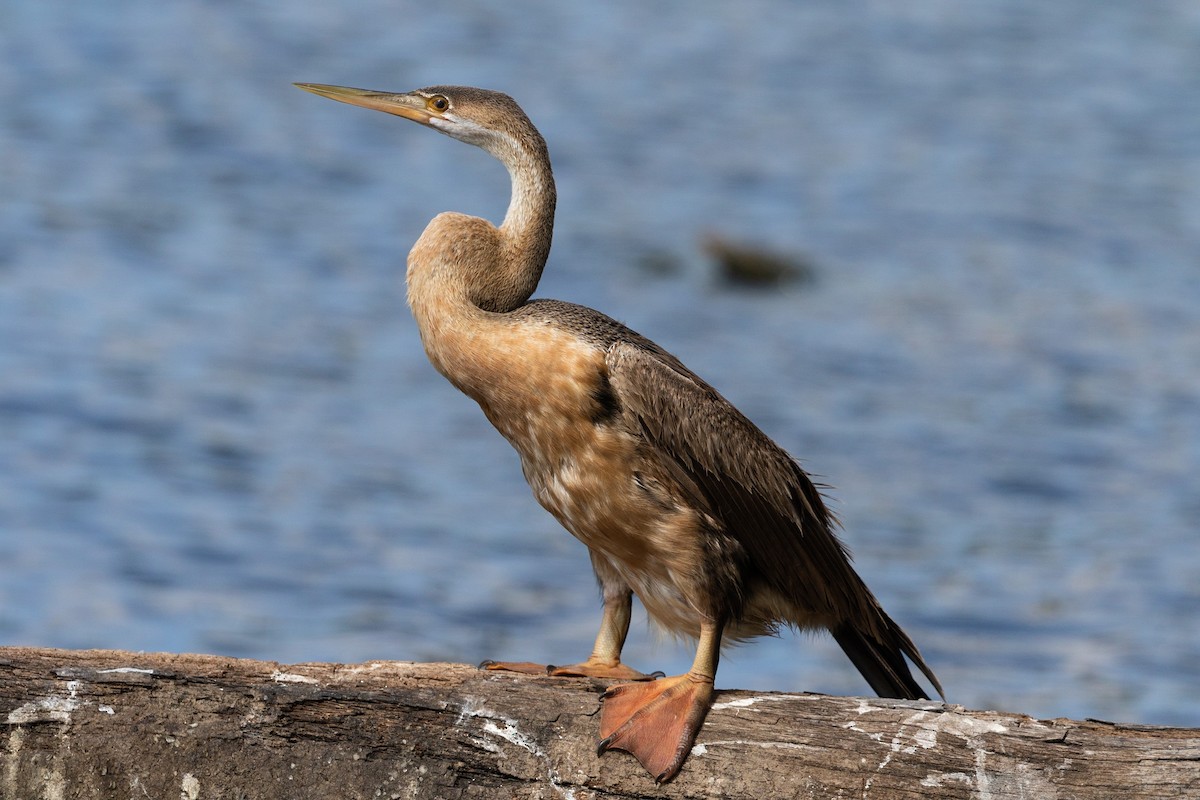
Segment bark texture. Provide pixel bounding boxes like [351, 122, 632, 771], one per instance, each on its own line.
[1, 647, 1196, 799]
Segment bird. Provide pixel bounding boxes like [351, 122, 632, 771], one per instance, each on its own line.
[294, 82, 944, 783]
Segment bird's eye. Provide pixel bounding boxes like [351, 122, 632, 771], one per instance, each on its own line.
[428, 95, 450, 112]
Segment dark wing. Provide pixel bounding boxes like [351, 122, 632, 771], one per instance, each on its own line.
[606, 341, 864, 620]
[606, 341, 944, 700]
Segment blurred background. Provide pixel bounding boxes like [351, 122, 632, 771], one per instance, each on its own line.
[1, 1, 1197, 727]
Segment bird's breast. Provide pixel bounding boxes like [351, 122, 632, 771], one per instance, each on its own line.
[417, 311, 714, 630]
[461, 327, 638, 533]
[419, 314, 624, 484]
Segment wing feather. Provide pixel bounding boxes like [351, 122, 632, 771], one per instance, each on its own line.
[605, 341, 878, 628]
[606, 340, 944, 700]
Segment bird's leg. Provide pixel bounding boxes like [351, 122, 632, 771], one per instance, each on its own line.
[597, 616, 723, 783]
[547, 589, 663, 681]
[481, 589, 660, 680]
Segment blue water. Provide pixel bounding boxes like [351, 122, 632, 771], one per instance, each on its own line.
[2, 1, 1198, 727]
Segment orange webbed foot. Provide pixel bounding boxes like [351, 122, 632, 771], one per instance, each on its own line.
[478, 659, 663, 680]
[598, 672, 715, 783]
[478, 660, 554, 675]
[547, 657, 664, 681]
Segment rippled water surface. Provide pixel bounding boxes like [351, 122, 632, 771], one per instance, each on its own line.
[2, 1, 1198, 727]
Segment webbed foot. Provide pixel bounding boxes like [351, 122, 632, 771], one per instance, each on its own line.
[597, 672, 714, 783]
[478, 660, 553, 675]
[547, 657, 664, 681]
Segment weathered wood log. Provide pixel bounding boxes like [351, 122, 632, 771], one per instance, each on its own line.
[1, 647, 1195, 799]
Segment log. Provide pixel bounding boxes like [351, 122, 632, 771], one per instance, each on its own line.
[1, 647, 1195, 799]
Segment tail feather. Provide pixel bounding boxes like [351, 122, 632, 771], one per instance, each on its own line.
[832, 612, 944, 702]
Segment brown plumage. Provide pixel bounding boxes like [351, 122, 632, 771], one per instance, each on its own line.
[295, 82, 944, 783]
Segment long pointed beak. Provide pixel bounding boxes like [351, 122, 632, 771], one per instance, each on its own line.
[294, 83, 435, 124]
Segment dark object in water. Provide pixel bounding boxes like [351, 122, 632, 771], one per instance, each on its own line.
[703, 234, 816, 287]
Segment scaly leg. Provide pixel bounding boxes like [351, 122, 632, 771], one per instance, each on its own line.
[597, 616, 723, 783]
[482, 588, 660, 681]
[548, 589, 662, 680]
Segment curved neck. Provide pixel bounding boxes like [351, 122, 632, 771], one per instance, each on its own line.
[482, 128, 556, 313]
[406, 119, 556, 324]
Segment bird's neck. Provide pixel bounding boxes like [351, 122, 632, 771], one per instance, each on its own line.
[490, 137, 556, 313]
[405, 134, 556, 384]
[410, 140, 555, 316]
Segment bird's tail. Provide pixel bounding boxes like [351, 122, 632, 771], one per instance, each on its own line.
[832, 611, 944, 701]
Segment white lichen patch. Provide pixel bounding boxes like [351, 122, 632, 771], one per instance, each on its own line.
[911, 725, 938, 750]
[693, 739, 810, 755]
[454, 696, 488, 726]
[339, 662, 387, 677]
[841, 719, 885, 742]
[921, 771, 973, 787]
[846, 708, 1007, 755]
[873, 711, 939, 775]
[96, 667, 154, 675]
[454, 699, 577, 800]
[482, 719, 545, 757]
[845, 706, 1012, 795]
[6, 681, 82, 724]
[180, 772, 201, 800]
[457, 700, 544, 758]
[271, 671, 319, 684]
[711, 694, 795, 711]
[937, 712, 1008, 740]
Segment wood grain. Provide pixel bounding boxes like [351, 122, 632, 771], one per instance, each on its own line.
[1, 647, 1196, 798]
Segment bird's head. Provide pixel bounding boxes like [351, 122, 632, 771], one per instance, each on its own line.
[294, 83, 540, 161]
